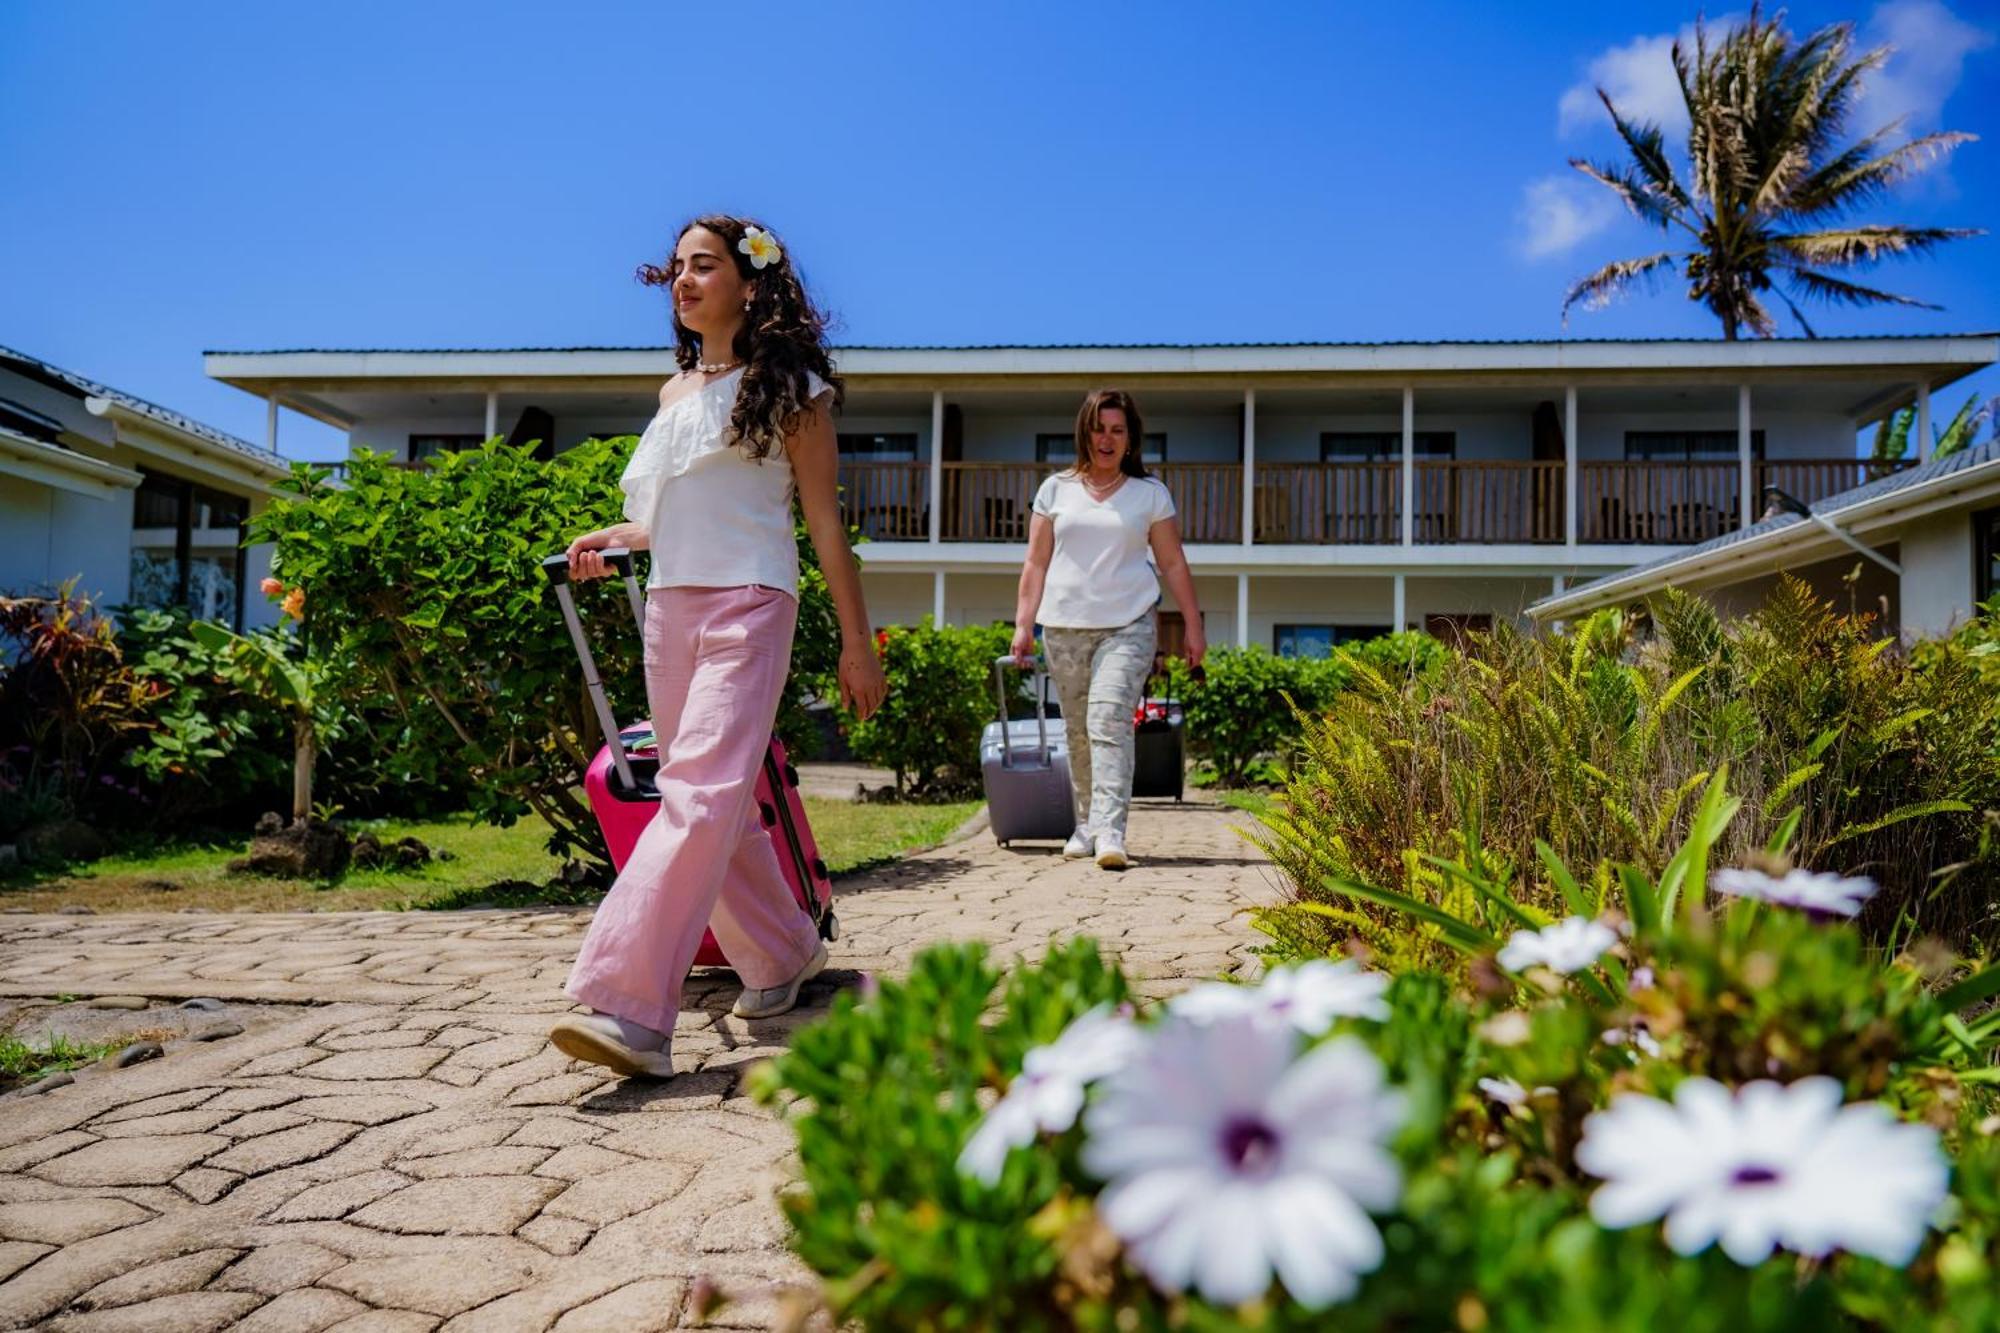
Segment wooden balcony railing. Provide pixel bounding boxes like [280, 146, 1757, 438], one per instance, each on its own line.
[1154, 463, 1243, 543]
[856, 457, 1909, 546]
[1254, 462, 1402, 543]
[1413, 460, 1565, 544]
[1757, 458, 1913, 507]
[838, 460, 929, 541]
[1578, 462, 1742, 544]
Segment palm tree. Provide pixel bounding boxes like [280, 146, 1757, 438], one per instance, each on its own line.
[1870, 393, 2000, 462]
[1564, 6, 1981, 339]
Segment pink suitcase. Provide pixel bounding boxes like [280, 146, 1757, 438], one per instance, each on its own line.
[541, 550, 837, 968]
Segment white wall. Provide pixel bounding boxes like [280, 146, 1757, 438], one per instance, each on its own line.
[961, 410, 1238, 463]
[1575, 408, 1853, 462]
[1258, 412, 1528, 463]
[1900, 510, 1978, 638]
[0, 476, 134, 607]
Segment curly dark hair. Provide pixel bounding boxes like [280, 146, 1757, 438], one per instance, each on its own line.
[636, 214, 843, 461]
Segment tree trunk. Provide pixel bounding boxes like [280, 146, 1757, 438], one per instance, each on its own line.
[293, 715, 315, 822]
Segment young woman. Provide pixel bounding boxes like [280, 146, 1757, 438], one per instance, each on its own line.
[550, 215, 886, 1078]
[1011, 389, 1206, 869]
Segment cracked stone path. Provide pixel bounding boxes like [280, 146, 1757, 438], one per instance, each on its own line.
[0, 797, 1275, 1331]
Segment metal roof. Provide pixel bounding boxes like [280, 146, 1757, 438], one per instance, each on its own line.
[0, 343, 279, 465]
[205, 333, 2000, 356]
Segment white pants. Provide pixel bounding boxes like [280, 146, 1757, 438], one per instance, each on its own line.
[1043, 611, 1157, 840]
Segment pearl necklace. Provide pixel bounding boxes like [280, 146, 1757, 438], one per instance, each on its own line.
[1082, 471, 1125, 497]
[695, 358, 740, 374]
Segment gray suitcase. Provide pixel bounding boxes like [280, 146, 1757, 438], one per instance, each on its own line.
[980, 655, 1076, 847]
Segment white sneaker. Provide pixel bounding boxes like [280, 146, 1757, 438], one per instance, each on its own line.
[1063, 829, 1095, 859]
[549, 1012, 674, 1079]
[1095, 832, 1129, 870]
[733, 940, 829, 1019]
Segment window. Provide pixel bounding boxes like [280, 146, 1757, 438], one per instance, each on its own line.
[1624, 430, 1766, 461]
[1037, 432, 1167, 463]
[838, 432, 919, 460]
[1320, 432, 1455, 461]
[1978, 507, 1999, 605]
[1273, 624, 1391, 658]
[129, 471, 247, 628]
[1424, 613, 1493, 648]
[408, 433, 483, 464]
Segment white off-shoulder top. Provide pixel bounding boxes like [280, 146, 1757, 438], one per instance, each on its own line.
[619, 367, 834, 596]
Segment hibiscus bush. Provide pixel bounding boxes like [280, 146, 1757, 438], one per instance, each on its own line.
[754, 788, 2000, 1330]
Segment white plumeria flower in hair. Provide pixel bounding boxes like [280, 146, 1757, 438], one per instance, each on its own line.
[737, 225, 783, 270]
[956, 1005, 1143, 1185]
[1496, 916, 1618, 975]
[1712, 867, 1878, 919]
[1577, 1075, 1948, 1267]
[1169, 959, 1391, 1035]
[1082, 1016, 1406, 1311]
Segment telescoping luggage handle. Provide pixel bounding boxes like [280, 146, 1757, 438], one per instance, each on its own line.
[539, 548, 647, 793]
[992, 654, 1056, 770]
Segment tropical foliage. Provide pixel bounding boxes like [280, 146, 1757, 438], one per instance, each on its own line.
[1563, 7, 1978, 338]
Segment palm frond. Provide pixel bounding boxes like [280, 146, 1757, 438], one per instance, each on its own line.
[1561, 252, 1679, 323]
[1568, 158, 1688, 232]
[1789, 131, 1979, 218]
[1596, 89, 1692, 210]
[1771, 225, 1985, 267]
[1783, 267, 1941, 312]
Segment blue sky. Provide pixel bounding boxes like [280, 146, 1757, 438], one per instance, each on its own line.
[3, 0, 1995, 460]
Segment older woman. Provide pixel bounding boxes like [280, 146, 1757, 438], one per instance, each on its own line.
[1010, 389, 1206, 868]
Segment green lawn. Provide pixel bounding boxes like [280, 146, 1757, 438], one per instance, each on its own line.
[1216, 789, 1279, 822]
[0, 797, 984, 915]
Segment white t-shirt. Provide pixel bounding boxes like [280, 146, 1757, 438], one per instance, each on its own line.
[1031, 471, 1177, 629]
[619, 367, 834, 597]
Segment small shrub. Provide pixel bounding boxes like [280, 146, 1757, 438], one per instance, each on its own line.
[827, 620, 1016, 800]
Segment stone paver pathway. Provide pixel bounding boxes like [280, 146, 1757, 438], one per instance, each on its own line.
[0, 798, 1274, 1331]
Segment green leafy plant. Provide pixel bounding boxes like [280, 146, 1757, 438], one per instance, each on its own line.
[1252, 582, 1999, 963]
[824, 620, 1015, 800]
[248, 438, 846, 868]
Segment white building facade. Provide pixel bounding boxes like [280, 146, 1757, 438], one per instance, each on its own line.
[205, 337, 1997, 653]
[2, 346, 287, 631]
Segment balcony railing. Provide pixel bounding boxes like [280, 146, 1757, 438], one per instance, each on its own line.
[837, 457, 1914, 546]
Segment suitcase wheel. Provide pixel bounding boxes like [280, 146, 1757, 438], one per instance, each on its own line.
[820, 912, 840, 943]
[784, 762, 799, 786]
[811, 857, 828, 880]
[759, 802, 776, 827]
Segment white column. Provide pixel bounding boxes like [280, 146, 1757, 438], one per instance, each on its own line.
[933, 570, 945, 627]
[1738, 384, 1754, 528]
[484, 392, 498, 441]
[1392, 573, 1407, 631]
[928, 391, 945, 544]
[265, 396, 279, 454]
[1401, 387, 1415, 547]
[1236, 573, 1249, 649]
[1241, 389, 1256, 547]
[1564, 386, 1578, 547]
[1916, 383, 1933, 462]
[1553, 573, 1566, 595]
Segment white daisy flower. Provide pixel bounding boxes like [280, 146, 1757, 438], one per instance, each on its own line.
[1495, 916, 1618, 975]
[1712, 867, 1878, 918]
[737, 225, 783, 269]
[1477, 1076, 1555, 1107]
[1169, 960, 1391, 1034]
[957, 1006, 1143, 1185]
[1577, 1075, 1948, 1267]
[1082, 1017, 1406, 1310]
[1602, 1024, 1664, 1059]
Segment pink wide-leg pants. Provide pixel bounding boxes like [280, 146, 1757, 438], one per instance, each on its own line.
[564, 584, 821, 1035]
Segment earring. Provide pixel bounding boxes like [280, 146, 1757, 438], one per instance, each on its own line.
[743, 298, 752, 311]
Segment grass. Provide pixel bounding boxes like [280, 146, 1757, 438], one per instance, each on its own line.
[1, 797, 985, 915]
[0, 1032, 119, 1091]
[1216, 789, 1279, 822]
